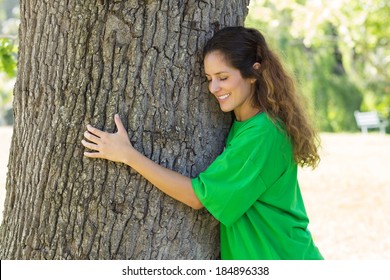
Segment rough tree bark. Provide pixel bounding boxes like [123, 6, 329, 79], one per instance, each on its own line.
[0, 0, 249, 259]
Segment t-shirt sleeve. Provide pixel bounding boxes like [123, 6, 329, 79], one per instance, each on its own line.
[192, 129, 272, 227]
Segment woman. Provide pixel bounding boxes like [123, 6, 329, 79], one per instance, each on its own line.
[81, 26, 323, 260]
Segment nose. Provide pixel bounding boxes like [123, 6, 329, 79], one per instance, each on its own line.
[209, 79, 220, 94]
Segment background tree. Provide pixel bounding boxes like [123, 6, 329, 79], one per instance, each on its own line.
[0, 0, 18, 125]
[0, 37, 17, 125]
[0, 0, 250, 259]
[0, 0, 16, 19]
[246, 0, 389, 132]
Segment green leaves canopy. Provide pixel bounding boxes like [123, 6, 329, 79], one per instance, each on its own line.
[0, 38, 17, 77]
[246, 0, 389, 132]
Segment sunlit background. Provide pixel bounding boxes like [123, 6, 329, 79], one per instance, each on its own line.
[0, 0, 389, 259]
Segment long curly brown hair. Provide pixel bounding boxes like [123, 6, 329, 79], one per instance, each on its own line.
[204, 26, 320, 168]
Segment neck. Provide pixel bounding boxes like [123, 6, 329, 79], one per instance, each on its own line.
[234, 107, 261, 122]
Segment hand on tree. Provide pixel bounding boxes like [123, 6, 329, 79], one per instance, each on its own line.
[81, 114, 133, 163]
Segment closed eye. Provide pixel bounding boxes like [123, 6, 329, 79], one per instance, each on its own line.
[204, 76, 228, 83]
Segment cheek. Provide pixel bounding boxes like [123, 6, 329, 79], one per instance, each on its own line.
[208, 83, 212, 93]
[240, 80, 254, 93]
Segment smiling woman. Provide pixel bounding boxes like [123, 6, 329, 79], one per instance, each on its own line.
[82, 26, 323, 260]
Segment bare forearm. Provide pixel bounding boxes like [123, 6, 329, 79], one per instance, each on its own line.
[81, 115, 202, 209]
[124, 148, 203, 210]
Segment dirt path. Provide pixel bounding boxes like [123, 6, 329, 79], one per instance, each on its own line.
[299, 133, 390, 259]
[1, 127, 389, 259]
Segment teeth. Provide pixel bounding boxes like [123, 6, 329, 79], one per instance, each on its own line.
[217, 94, 230, 100]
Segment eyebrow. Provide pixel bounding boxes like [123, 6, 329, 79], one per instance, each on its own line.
[205, 72, 229, 76]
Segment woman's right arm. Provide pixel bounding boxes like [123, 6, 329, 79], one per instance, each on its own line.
[81, 114, 203, 210]
[124, 147, 203, 209]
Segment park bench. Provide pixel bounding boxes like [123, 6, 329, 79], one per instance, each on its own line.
[354, 110, 389, 134]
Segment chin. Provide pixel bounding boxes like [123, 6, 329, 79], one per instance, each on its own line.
[219, 106, 232, 113]
[218, 103, 233, 112]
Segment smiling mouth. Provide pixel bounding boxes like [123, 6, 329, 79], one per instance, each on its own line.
[217, 93, 230, 101]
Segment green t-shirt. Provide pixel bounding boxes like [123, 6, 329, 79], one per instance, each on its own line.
[192, 113, 323, 260]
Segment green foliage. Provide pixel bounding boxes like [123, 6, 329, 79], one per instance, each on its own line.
[246, 0, 389, 132]
[0, 38, 17, 125]
[0, 38, 17, 77]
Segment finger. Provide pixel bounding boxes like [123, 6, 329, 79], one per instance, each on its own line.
[83, 151, 102, 158]
[84, 131, 100, 143]
[81, 139, 99, 151]
[114, 114, 127, 134]
[86, 124, 105, 137]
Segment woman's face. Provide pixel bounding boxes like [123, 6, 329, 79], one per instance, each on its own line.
[204, 51, 258, 121]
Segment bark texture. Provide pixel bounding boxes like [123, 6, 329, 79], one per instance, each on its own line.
[0, 0, 249, 259]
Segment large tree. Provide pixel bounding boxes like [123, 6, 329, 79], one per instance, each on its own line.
[0, 0, 249, 259]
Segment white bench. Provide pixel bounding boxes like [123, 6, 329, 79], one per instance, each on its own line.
[354, 111, 389, 134]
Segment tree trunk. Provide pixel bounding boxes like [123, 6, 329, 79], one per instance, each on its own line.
[0, 0, 249, 259]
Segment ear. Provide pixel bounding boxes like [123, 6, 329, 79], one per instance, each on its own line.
[253, 62, 261, 70]
[250, 62, 261, 83]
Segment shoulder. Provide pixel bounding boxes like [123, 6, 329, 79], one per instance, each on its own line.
[230, 113, 283, 143]
[225, 114, 276, 156]
[227, 113, 292, 162]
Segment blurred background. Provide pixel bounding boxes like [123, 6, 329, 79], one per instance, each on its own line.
[0, 0, 389, 259]
[246, 0, 390, 259]
[0, 0, 18, 126]
[246, 0, 389, 131]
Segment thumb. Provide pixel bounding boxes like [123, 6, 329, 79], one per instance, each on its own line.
[114, 114, 127, 134]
